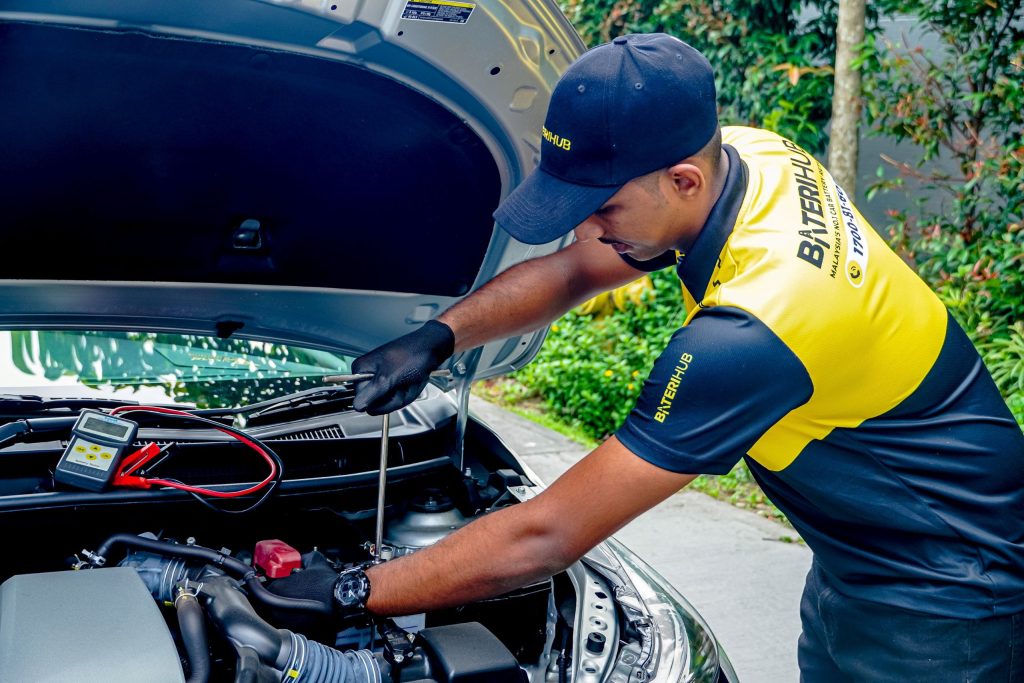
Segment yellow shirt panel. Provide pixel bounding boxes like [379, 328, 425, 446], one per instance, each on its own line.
[702, 127, 948, 470]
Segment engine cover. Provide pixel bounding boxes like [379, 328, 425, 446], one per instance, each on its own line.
[0, 567, 184, 682]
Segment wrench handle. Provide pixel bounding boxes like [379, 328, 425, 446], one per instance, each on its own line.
[322, 369, 452, 384]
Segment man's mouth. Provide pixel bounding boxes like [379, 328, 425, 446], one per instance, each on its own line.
[598, 238, 630, 254]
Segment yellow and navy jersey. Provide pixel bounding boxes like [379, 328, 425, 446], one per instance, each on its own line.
[617, 126, 1024, 618]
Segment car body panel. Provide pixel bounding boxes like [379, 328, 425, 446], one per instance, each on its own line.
[0, 0, 582, 378]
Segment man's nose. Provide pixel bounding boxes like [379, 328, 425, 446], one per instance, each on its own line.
[574, 218, 604, 242]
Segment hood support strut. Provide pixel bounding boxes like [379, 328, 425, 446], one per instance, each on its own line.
[373, 413, 390, 565]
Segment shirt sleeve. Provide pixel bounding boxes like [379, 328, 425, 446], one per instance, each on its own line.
[616, 306, 813, 475]
[618, 251, 677, 272]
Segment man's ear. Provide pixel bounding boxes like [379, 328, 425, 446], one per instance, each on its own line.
[667, 162, 705, 199]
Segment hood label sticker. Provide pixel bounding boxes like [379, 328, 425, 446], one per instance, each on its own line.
[402, 1, 474, 24]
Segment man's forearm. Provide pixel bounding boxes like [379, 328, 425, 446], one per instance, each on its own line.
[362, 437, 696, 617]
[365, 498, 566, 616]
[438, 239, 641, 353]
[438, 257, 575, 353]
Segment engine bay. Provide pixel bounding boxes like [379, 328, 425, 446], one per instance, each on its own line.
[0, 472, 559, 683]
[0, 380, 718, 683]
[0, 403, 648, 683]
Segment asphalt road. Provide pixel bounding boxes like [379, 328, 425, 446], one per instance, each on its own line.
[470, 397, 812, 683]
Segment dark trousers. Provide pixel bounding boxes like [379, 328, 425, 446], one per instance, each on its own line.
[799, 562, 1024, 682]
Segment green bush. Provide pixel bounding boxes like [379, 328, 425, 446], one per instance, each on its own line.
[510, 268, 686, 439]
[860, 0, 1024, 424]
[560, 0, 840, 155]
[977, 323, 1024, 422]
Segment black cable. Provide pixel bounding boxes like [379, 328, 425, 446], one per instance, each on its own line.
[117, 409, 285, 480]
[164, 478, 280, 516]
[97, 533, 252, 575]
[242, 575, 333, 617]
[95, 534, 332, 616]
[113, 408, 284, 514]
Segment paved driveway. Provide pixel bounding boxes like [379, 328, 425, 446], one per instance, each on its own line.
[471, 397, 812, 683]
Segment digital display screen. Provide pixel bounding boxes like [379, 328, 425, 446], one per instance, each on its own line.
[81, 416, 131, 440]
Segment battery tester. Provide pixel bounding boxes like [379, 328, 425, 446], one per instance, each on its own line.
[54, 409, 138, 492]
[47, 403, 282, 515]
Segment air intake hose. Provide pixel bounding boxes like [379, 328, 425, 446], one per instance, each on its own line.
[282, 632, 384, 683]
[199, 577, 386, 683]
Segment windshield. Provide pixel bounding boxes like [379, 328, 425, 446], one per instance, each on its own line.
[0, 330, 354, 409]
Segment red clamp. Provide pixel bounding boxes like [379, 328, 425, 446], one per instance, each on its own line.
[112, 473, 152, 489]
[112, 442, 170, 489]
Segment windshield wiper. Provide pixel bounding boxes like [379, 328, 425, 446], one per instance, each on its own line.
[199, 385, 357, 424]
[0, 394, 192, 414]
[209, 369, 454, 424]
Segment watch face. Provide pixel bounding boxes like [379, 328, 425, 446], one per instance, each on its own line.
[335, 569, 369, 608]
[339, 576, 360, 602]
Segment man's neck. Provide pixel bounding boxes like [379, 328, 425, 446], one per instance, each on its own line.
[708, 147, 731, 209]
[676, 148, 732, 253]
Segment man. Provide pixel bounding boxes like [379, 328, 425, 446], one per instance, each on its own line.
[344, 34, 1024, 680]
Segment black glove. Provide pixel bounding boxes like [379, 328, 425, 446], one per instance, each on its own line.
[352, 320, 455, 415]
[267, 554, 369, 632]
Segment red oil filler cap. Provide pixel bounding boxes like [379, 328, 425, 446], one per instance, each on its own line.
[254, 539, 302, 579]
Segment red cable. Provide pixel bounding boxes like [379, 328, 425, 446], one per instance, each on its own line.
[110, 406, 277, 498]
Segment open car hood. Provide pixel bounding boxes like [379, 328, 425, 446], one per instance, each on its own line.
[0, 0, 583, 380]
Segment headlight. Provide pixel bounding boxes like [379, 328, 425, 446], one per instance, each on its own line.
[604, 539, 722, 683]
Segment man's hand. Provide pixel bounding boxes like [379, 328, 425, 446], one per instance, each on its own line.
[364, 436, 697, 616]
[352, 320, 455, 415]
[352, 239, 646, 415]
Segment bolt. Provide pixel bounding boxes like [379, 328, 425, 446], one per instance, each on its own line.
[186, 537, 196, 546]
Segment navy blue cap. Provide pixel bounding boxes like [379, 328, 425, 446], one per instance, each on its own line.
[494, 33, 718, 245]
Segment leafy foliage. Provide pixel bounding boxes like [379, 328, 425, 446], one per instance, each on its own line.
[559, 0, 841, 154]
[859, 0, 1024, 423]
[509, 268, 686, 439]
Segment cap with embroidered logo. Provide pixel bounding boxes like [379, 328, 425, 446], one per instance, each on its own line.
[493, 33, 718, 245]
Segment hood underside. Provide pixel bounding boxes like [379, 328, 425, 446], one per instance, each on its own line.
[3, 20, 498, 298]
[0, 0, 583, 374]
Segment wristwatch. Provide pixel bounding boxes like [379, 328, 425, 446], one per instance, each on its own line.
[333, 566, 372, 611]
